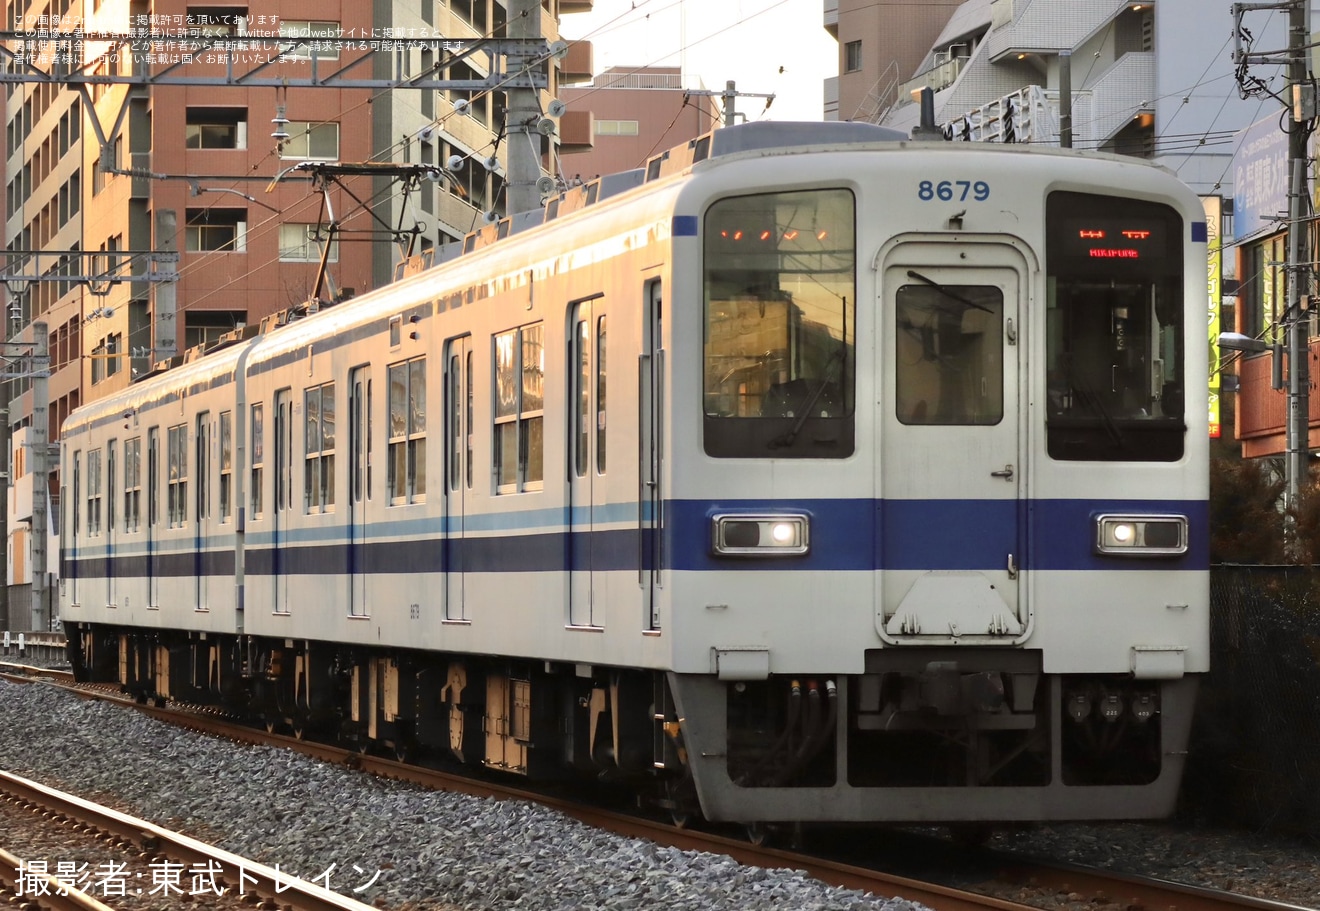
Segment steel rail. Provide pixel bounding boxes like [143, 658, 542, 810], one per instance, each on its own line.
[0, 771, 381, 911]
[0, 844, 117, 911]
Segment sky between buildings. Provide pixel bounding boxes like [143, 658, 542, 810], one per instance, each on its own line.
[559, 0, 837, 123]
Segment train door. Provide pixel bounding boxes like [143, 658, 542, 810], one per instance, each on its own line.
[105, 439, 116, 608]
[568, 296, 606, 628]
[273, 389, 292, 614]
[639, 280, 663, 630]
[195, 412, 210, 609]
[348, 366, 370, 617]
[147, 428, 159, 608]
[443, 337, 470, 621]
[877, 240, 1027, 643]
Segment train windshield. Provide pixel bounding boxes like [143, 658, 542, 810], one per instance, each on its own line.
[702, 187, 856, 458]
[1045, 191, 1186, 462]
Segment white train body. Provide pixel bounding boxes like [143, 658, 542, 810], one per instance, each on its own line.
[60, 122, 1209, 826]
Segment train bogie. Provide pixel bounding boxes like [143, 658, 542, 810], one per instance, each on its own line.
[61, 121, 1209, 827]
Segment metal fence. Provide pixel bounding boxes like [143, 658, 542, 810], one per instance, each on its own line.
[1186, 567, 1320, 833]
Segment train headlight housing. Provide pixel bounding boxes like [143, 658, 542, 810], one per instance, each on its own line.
[712, 514, 810, 556]
[1094, 514, 1188, 556]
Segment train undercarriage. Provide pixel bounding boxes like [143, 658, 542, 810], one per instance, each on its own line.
[64, 622, 1195, 827]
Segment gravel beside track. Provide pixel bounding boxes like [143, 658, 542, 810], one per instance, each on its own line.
[0, 679, 926, 911]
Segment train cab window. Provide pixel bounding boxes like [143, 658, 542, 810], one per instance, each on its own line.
[493, 324, 544, 491]
[388, 357, 426, 503]
[304, 382, 335, 512]
[167, 423, 188, 526]
[124, 437, 141, 533]
[86, 448, 102, 536]
[1045, 192, 1186, 461]
[702, 188, 856, 458]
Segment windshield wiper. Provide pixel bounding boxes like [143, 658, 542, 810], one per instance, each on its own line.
[906, 270, 994, 313]
[770, 349, 844, 449]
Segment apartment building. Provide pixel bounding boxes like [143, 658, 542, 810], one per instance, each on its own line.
[558, 65, 720, 181]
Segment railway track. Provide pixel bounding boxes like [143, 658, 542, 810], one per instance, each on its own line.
[3, 661, 1313, 911]
[0, 767, 385, 911]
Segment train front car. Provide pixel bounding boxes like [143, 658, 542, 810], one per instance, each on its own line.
[661, 130, 1208, 826]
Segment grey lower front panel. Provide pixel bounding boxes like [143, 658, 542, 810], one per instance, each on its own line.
[667, 672, 1199, 823]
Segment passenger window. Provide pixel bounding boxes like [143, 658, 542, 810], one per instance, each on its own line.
[388, 357, 426, 503]
[494, 323, 543, 491]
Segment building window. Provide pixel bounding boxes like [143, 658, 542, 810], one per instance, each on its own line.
[388, 357, 426, 503]
[304, 382, 335, 511]
[278, 20, 341, 60]
[279, 223, 338, 262]
[185, 208, 247, 252]
[219, 411, 233, 521]
[91, 338, 107, 384]
[168, 423, 188, 526]
[594, 119, 639, 136]
[845, 40, 862, 73]
[279, 122, 339, 160]
[86, 448, 102, 535]
[105, 332, 121, 377]
[493, 323, 544, 491]
[124, 436, 141, 532]
[250, 403, 264, 518]
[186, 107, 247, 149]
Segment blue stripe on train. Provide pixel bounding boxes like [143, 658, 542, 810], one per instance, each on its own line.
[62, 498, 1208, 579]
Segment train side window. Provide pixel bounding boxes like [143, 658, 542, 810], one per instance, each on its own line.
[472, 348, 477, 488]
[124, 437, 141, 533]
[250, 404, 264, 519]
[572, 312, 607, 477]
[106, 440, 117, 534]
[597, 314, 607, 474]
[493, 323, 544, 492]
[388, 357, 426, 504]
[167, 423, 188, 527]
[702, 187, 856, 458]
[72, 450, 81, 537]
[148, 429, 159, 527]
[449, 352, 461, 491]
[219, 412, 233, 522]
[196, 412, 210, 522]
[86, 448, 102, 536]
[305, 382, 335, 512]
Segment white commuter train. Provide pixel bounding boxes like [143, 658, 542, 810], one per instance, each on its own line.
[60, 122, 1209, 828]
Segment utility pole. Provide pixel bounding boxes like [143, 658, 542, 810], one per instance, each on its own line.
[1233, 0, 1315, 509]
[506, 0, 546, 215]
[1285, 0, 1312, 509]
[685, 81, 775, 129]
[30, 320, 47, 631]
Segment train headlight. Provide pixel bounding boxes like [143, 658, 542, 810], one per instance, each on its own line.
[1094, 514, 1187, 556]
[711, 514, 810, 556]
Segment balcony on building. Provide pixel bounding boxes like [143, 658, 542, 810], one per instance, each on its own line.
[559, 109, 594, 154]
[560, 39, 594, 85]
